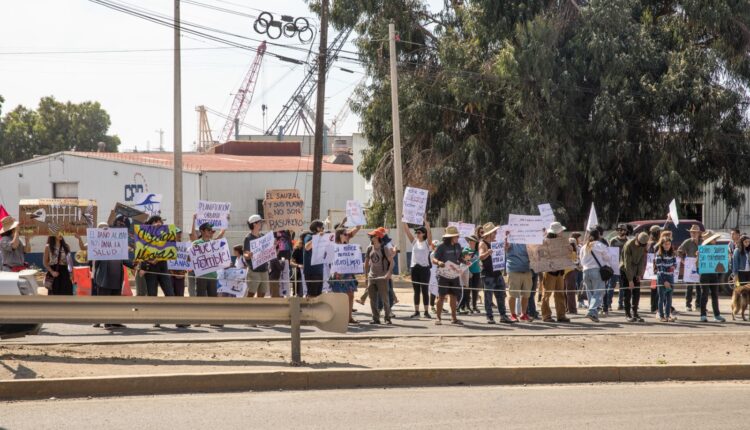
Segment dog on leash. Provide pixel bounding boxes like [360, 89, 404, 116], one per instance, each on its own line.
[731, 284, 750, 321]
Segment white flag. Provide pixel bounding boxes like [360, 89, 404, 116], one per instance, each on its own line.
[668, 199, 680, 225]
[586, 204, 598, 231]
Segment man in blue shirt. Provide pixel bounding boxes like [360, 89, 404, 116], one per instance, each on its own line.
[505, 231, 533, 322]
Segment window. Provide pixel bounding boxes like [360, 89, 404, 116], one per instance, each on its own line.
[53, 182, 78, 198]
[256, 199, 265, 218]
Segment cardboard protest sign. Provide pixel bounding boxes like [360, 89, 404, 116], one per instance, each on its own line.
[311, 232, 335, 265]
[491, 242, 505, 271]
[217, 268, 248, 297]
[86, 228, 128, 261]
[132, 193, 162, 216]
[527, 237, 576, 272]
[188, 238, 232, 277]
[196, 200, 231, 229]
[507, 214, 545, 245]
[607, 247, 621, 267]
[402, 187, 428, 225]
[134, 224, 178, 261]
[168, 241, 193, 271]
[538, 203, 555, 226]
[19, 199, 97, 236]
[644, 253, 656, 280]
[681, 257, 700, 283]
[263, 189, 304, 231]
[248, 232, 276, 269]
[107, 202, 149, 226]
[331, 244, 364, 275]
[345, 200, 366, 226]
[669, 199, 680, 225]
[698, 245, 729, 274]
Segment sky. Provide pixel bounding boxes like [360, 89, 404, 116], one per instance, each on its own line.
[0, 0, 442, 152]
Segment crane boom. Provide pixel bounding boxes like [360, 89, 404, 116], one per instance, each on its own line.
[219, 41, 267, 143]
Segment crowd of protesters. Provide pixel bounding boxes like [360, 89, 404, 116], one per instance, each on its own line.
[1, 210, 748, 329]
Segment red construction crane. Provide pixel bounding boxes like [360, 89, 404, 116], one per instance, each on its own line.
[219, 41, 267, 143]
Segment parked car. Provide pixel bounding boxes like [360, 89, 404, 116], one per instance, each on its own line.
[0, 269, 42, 339]
[627, 219, 706, 246]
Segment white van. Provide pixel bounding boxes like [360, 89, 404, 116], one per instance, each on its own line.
[0, 269, 42, 339]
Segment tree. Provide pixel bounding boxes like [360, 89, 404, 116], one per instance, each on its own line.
[320, 0, 750, 228]
[0, 96, 121, 165]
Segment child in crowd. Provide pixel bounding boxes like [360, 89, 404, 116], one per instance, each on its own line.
[654, 238, 678, 322]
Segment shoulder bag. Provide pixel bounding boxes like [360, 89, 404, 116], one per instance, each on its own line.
[592, 249, 614, 282]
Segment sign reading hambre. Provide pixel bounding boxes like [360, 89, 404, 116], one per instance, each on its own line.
[263, 189, 304, 231]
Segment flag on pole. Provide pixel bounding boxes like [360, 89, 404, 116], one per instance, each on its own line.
[668, 199, 680, 225]
[0, 205, 8, 220]
[586, 204, 598, 231]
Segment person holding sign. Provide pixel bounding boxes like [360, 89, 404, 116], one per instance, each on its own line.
[43, 231, 85, 296]
[479, 223, 513, 324]
[402, 221, 433, 319]
[505, 230, 533, 323]
[92, 221, 134, 329]
[432, 226, 464, 325]
[654, 238, 678, 322]
[579, 227, 615, 323]
[698, 233, 726, 322]
[303, 219, 327, 297]
[364, 228, 394, 325]
[190, 216, 227, 298]
[540, 222, 572, 323]
[0, 215, 31, 272]
[678, 225, 703, 312]
[137, 216, 175, 306]
[243, 214, 270, 298]
[329, 225, 362, 325]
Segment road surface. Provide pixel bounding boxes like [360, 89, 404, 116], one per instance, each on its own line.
[1, 382, 748, 429]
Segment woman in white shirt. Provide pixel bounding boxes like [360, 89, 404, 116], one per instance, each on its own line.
[578, 227, 615, 322]
[402, 221, 433, 319]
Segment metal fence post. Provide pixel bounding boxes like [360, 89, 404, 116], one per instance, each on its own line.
[290, 296, 302, 366]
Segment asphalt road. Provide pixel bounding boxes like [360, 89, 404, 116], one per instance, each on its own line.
[1, 382, 748, 429]
[5, 295, 749, 344]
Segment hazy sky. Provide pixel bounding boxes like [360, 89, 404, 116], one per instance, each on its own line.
[0, 0, 442, 152]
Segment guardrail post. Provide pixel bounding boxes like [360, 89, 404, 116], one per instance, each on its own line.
[290, 296, 302, 366]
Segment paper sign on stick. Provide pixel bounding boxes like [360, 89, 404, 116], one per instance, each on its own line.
[538, 203, 555, 226]
[491, 242, 505, 271]
[196, 200, 231, 229]
[331, 244, 364, 275]
[263, 189, 304, 231]
[133, 193, 162, 216]
[607, 247, 621, 268]
[345, 200, 366, 227]
[682, 257, 700, 283]
[188, 238, 232, 277]
[644, 253, 656, 280]
[311, 233, 335, 265]
[248, 232, 276, 269]
[669, 199, 680, 226]
[448, 222, 476, 248]
[507, 214, 545, 245]
[586, 204, 598, 231]
[402, 187, 428, 225]
[86, 228, 129, 261]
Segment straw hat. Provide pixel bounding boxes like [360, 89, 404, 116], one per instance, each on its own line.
[702, 233, 722, 246]
[688, 225, 702, 233]
[465, 235, 479, 243]
[97, 222, 109, 228]
[0, 216, 19, 234]
[549, 222, 566, 235]
[481, 222, 500, 237]
[637, 232, 649, 244]
[442, 226, 460, 238]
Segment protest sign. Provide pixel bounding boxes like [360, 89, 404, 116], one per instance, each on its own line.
[196, 200, 231, 229]
[682, 257, 700, 283]
[669, 199, 680, 225]
[188, 238, 232, 277]
[107, 202, 148, 229]
[263, 189, 304, 231]
[19, 199, 97, 236]
[698, 245, 729, 274]
[527, 237, 576, 272]
[507, 214, 545, 245]
[402, 187, 428, 225]
[331, 244, 364, 275]
[217, 268, 248, 298]
[248, 232, 276, 269]
[86, 228, 128, 261]
[133, 193, 162, 216]
[311, 232, 335, 265]
[134, 224, 177, 261]
[644, 253, 656, 280]
[448, 222, 476, 248]
[491, 242, 505, 271]
[607, 247, 621, 267]
[586, 204, 598, 231]
[345, 200, 366, 226]
[437, 261, 467, 280]
[538, 203, 556, 226]
[168, 241, 193, 271]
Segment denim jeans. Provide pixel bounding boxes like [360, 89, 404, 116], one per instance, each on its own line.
[145, 272, 174, 296]
[603, 274, 619, 312]
[526, 271, 539, 317]
[482, 275, 508, 320]
[582, 269, 604, 317]
[657, 274, 674, 318]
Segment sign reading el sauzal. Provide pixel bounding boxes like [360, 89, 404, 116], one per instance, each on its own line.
[263, 189, 304, 231]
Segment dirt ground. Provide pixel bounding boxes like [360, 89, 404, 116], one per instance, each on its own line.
[1, 333, 749, 380]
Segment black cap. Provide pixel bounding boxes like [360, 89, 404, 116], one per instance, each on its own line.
[199, 222, 214, 232]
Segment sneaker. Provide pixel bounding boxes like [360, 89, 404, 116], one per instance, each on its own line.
[423, 311, 432, 319]
[450, 319, 463, 325]
[500, 315, 515, 324]
[700, 315, 708, 322]
[626, 316, 636, 323]
[586, 314, 600, 323]
[714, 316, 726, 323]
[153, 323, 161, 328]
[92, 323, 101, 328]
[686, 305, 693, 312]
[635, 315, 645, 323]
[472, 307, 481, 313]
[175, 324, 190, 329]
[617, 305, 624, 311]
[385, 318, 393, 325]
[486, 318, 496, 324]
[508, 314, 519, 323]
[542, 317, 555, 323]
[458, 309, 469, 315]
[659, 317, 668, 322]
[668, 316, 677, 322]
[409, 312, 420, 318]
[370, 319, 381, 325]
[519, 314, 531, 322]
[557, 317, 571, 323]
[103, 324, 114, 330]
[435, 320, 442, 326]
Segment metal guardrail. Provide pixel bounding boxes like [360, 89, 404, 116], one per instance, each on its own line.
[0, 294, 349, 365]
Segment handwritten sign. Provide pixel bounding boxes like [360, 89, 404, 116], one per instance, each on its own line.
[698, 245, 729, 274]
[491, 242, 505, 271]
[345, 200, 366, 226]
[311, 232, 335, 265]
[134, 224, 177, 261]
[402, 187, 428, 225]
[644, 253, 656, 280]
[681, 257, 700, 283]
[538, 203, 555, 226]
[217, 268, 248, 298]
[331, 244, 364, 275]
[527, 237, 576, 272]
[263, 189, 304, 231]
[507, 214, 545, 245]
[188, 238, 232, 277]
[86, 228, 128, 261]
[607, 247, 621, 268]
[248, 232, 276, 269]
[437, 261, 467, 280]
[19, 199, 97, 237]
[168, 241, 192, 271]
[448, 222, 476, 248]
[196, 200, 231, 229]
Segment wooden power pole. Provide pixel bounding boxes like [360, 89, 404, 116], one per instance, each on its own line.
[389, 23, 407, 273]
[173, 0, 184, 230]
[311, 0, 329, 221]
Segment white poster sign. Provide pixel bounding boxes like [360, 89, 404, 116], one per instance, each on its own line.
[331, 244, 364, 275]
[402, 187, 428, 225]
[607, 247, 621, 268]
[195, 200, 231, 229]
[491, 242, 506, 271]
[437, 261, 467, 280]
[538, 203, 555, 226]
[86, 228, 129, 261]
[669, 199, 680, 226]
[448, 222, 476, 248]
[345, 200, 366, 227]
[682, 256, 700, 283]
[217, 268, 248, 297]
[586, 204, 598, 231]
[311, 233, 336, 265]
[643, 253, 656, 280]
[133, 193, 162, 216]
[507, 214, 545, 245]
[168, 241, 193, 271]
[249, 231, 276, 269]
[188, 238, 232, 277]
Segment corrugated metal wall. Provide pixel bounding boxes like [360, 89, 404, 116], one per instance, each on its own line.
[702, 183, 750, 230]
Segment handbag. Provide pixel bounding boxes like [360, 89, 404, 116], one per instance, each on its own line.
[592, 250, 614, 282]
[44, 245, 63, 290]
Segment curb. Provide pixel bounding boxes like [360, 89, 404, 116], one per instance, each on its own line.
[2, 364, 750, 401]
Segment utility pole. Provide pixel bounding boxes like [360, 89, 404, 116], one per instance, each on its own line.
[173, 0, 184, 231]
[310, 0, 329, 221]
[389, 23, 407, 274]
[155, 128, 164, 151]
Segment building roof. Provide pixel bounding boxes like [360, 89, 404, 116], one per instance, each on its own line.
[68, 151, 353, 173]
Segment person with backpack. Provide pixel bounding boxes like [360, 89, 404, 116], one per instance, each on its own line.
[364, 227, 394, 324]
[579, 227, 616, 322]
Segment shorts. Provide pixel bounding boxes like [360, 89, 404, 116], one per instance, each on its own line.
[246, 270, 269, 297]
[437, 276, 461, 297]
[508, 271, 533, 298]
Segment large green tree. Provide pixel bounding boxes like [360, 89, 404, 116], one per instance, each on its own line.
[317, 0, 750, 228]
[0, 96, 120, 166]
